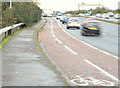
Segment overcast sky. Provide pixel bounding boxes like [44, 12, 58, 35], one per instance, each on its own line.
[38, 0, 120, 11]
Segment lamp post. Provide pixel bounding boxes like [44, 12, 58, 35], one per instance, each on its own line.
[9, 0, 13, 26]
[9, 0, 12, 9]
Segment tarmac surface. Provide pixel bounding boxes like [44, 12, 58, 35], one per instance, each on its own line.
[39, 18, 118, 86]
[2, 19, 67, 86]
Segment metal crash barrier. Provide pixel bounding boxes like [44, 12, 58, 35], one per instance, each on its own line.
[0, 23, 27, 42]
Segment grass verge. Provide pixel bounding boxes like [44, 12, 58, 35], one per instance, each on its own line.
[0, 28, 24, 50]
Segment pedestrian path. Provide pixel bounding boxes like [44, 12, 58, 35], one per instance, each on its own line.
[2, 19, 66, 86]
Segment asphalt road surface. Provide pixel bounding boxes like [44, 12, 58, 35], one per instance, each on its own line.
[57, 17, 118, 57]
[39, 17, 118, 86]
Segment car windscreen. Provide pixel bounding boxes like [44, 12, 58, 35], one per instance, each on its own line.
[64, 17, 69, 20]
[58, 15, 62, 16]
[69, 19, 79, 22]
[87, 22, 99, 28]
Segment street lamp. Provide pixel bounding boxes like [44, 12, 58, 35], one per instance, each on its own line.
[9, 0, 12, 9]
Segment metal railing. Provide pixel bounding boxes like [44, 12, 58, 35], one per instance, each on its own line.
[0, 23, 26, 42]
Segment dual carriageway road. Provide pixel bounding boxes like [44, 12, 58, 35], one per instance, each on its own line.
[39, 17, 119, 86]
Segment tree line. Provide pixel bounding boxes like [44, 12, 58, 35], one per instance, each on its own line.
[2, 2, 42, 28]
[64, 7, 120, 15]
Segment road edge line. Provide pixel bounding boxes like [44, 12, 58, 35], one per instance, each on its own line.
[53, 18, 118, 59]
[84, 59, 118, 82]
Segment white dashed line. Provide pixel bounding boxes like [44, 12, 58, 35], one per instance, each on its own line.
[51, 20, 63, 44]
[64, 45, 78, 55]
[56, 38, 63, 44]
[52, 33, 56, 38]
[54, 19, 118, 59]
[51, 19, 78, 54]
[84, 59, 118, 82]
[102, 33, 106, 35]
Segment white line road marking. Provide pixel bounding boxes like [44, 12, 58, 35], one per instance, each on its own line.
[52, 33, 56, 38]
[71, 75, 115, 86]
[84, 59, 118, 82]
[56, 38, 63, 44]
[102, 33, 106, 35]
[51, 20, 63, 44]
[54, 19, 118, 59]
[64, 45, 78, 55]
[51, 19, 78, 53]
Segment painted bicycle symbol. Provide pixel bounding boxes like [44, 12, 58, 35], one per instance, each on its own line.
[71, 75, 115, 86]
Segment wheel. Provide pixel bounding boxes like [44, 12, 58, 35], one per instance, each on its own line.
[81, 32, 84, 36]
[77, 27, 80, 29]
[81, 31, 87, 36]
[67, 27, 69, 29]
[96, 33, 100, 36]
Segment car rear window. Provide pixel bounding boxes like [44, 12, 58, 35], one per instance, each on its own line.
[70, 19, 79, 22]
[87, 22, 99, 28]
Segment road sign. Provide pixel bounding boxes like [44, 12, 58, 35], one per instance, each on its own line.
[88, 11, 91, 14]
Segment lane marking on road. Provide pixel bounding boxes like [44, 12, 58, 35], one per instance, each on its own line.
[71, 75, 115, 86]
[84, 59, 118, 82]
[51, 19, 78, 54]
[54, 19, 118, 59]
[102, 33, 106, 35]
[52, 33, 56, 38]
[51, 20, 63, 44]
[56, 38, 63, 44]
[64, 45, 78, 55]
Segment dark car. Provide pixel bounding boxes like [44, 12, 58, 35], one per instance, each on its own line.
[62, 17, 69, 24]
[42, 14, 47, 17]
[81, 21, 101, 36]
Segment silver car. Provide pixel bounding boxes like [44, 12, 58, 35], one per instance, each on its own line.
[66, 18, 80, 29]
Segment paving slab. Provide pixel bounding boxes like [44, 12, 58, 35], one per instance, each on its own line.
[2, 19, 66, 86]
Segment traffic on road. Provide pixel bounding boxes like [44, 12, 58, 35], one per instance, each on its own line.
[52, 15, 118, 57]
[40, 14, 118, 86]
[1, 1, 119, 87]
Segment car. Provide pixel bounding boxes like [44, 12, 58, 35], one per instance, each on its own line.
[102, 13, 109, 19]
[62, 17, 69, 24]
[60, 16, 66, 22]
[56, 13, 62, 20]
[79, 13, 85, 17]
[114, 14, 120, 19]
[96, 14, 102, 18]
[85, 13, 90, 16]
[87, 18, 96, 21]
[66, 18, 80, 29]
[47, 14, 52, 17]
[42, 14, 47, 17]
[107, 12, 114, 17]
[81, 21, 101, 36]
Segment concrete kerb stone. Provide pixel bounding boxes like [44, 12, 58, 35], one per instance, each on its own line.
[35, 18, 76, 87]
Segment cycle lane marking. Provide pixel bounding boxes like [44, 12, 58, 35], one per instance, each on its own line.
[84, 59, 118, 82]
[71, 75, 115, 86]
[50, 18, 118, 85]
[51, 19, 78, 55]
[52, 18, 118, 83]
[51, 20, 63, 44]
[64, 45, 78, 55]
